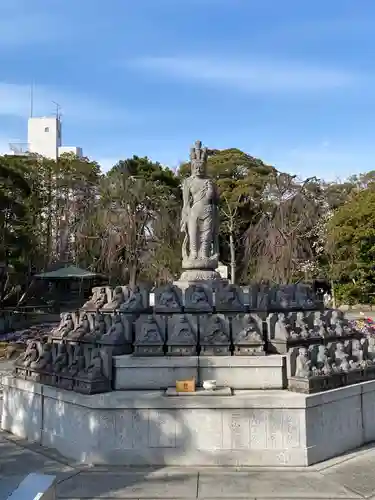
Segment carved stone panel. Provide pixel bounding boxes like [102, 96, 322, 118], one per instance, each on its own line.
[98, 312, 132, 355]
[215, 284, 245, 312]
[199, 314, 230, 355]
[185, 284, 213, 312]
[248, 284, 269, 310]
[134, 314, 166, 356]
[167, 314, 198, 355]
[154, 284, 183, 313]
[232, 313, 264, 355]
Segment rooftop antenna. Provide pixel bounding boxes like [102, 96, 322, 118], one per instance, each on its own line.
[52, 100, 61, 121]
[29, 83, 34, 118]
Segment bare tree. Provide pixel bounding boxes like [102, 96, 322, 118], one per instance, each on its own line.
[243, 173, 325, 283]
[221, 194, 242, 284]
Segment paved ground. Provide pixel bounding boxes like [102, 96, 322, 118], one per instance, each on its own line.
[2, 429, 375, 499]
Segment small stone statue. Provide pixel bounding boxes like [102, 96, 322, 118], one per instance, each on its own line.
[295, 347, 311, 378]
[185, 284, 212, 311]
[85, 350, 103, 380]
[201, 315, 230, 345]
[52, 313, 74, 338]
[67, 345, 86, 377]
[119, 286, 144, 311]
[15, 341, 38, 367]
[53, 342, 69, 373]
[313, 312, 327, 337]
[93, 313, 108, 339]
[295, 312, 309, 338]
[94, 288, 108, 309]
[351, 339, 364, 364]
[68, 313, 90, 340]
[275, 288, 289, 308]
[155, 284, 182, 313]
[274, 313, 290, 340]
[215, 284, 245, 311]
[322, 357, 333, 376]
[30, 341, 53, 371]
[191, 287, 207, 304]
[334, 342, 348, 366]
[104, 286, 126, 310]
[102, 314, 125, 344]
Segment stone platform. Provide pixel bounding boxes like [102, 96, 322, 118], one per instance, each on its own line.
[113, 354, 286, 390]
[3, 375, 375, 468]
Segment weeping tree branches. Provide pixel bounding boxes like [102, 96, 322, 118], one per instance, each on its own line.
[243, 173, 326, 283]
[74, 168, 180, 286]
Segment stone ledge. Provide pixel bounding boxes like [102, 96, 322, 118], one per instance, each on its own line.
[113, 355, 199, 368]
[198, 355, 284, 368]
[165, 387, 232, 396]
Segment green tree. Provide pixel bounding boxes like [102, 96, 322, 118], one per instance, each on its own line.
[327, 184, 375, 303]
[0, 155, 34, 303]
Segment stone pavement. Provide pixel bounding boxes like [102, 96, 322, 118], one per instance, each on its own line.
[2, 430, 375, 499]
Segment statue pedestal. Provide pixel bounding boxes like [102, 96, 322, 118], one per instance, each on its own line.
[176, 257, 227, 290]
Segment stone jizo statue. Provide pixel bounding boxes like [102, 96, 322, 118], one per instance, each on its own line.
[180, 140, 219, 266]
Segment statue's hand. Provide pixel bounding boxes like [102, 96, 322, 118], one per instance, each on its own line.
[180, 219, 186, 233]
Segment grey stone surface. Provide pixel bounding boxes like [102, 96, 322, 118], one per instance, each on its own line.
[57, 470, 198, 498]
[0, 430, 75, 481]
[198, 471, 359, 498]
[4, 427, 375, 498]
[321, 447, 375, 498]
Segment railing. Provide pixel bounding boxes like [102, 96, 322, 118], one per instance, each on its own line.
[8, 142, 30, 155]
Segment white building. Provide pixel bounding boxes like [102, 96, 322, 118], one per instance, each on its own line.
[9, 115, 82, 160]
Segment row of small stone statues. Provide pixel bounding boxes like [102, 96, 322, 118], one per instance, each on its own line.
[272, 309, 350, 341]
[14, 337, 111, 393]
[290, 337, 375, 379]
[83, 282, 319, 313]
[51, 310, 265, 356]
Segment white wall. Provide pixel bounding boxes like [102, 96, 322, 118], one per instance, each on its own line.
[58, 146, 83, 158]
[28, 117, 61, 160]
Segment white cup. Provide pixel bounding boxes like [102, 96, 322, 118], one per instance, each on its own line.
[203, 380, 217, 390]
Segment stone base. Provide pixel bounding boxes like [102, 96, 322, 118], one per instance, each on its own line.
[3, 376, 375, 466]
[113, 354, 286, 390]
[199, 355, 286, 390]
[113, 355, 198, 390]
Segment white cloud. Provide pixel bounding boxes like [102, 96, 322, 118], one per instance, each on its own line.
[0, 82, 123, 123]
[129, 56, 361, 93]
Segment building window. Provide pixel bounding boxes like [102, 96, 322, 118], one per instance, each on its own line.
[44, 127, 49, 132]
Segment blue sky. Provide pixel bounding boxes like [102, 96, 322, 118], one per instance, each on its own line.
[1, 0, 375, 180]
